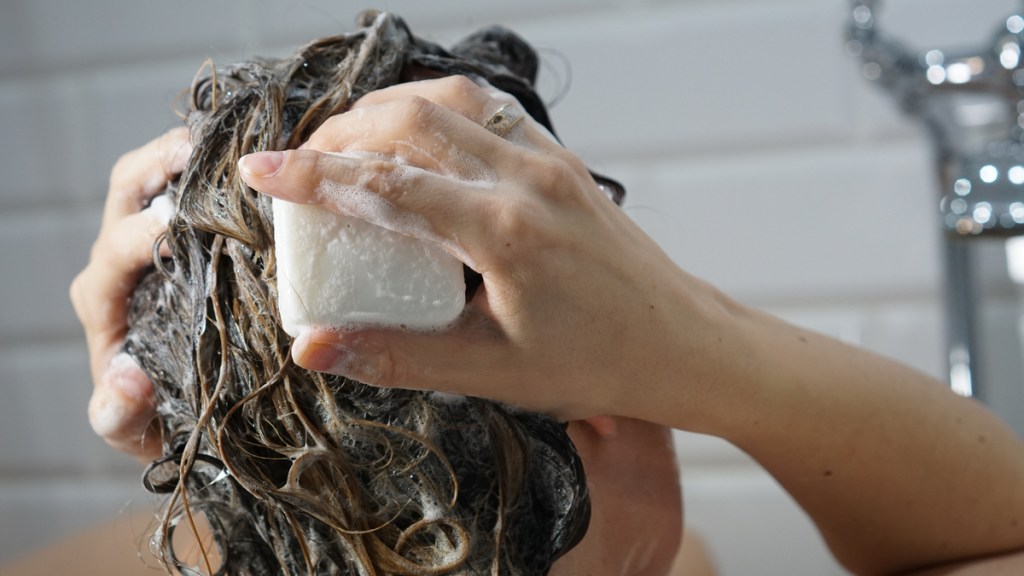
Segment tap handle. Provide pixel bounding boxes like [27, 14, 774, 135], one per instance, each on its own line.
[850, 0, 1024, 108]
[847, 1, 923, 111]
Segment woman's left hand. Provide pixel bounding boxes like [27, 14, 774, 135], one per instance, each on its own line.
[70, 128, 192, 460]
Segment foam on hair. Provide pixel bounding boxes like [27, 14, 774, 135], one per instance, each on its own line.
[124, 11, 591, 576]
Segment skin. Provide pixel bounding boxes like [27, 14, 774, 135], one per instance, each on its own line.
[71, 75, 1024, 574]
[238, 76, 1024, 574]
[557, 417, 683, 576]
[70, 126, 192, 461]
[67, 93, 685, 574]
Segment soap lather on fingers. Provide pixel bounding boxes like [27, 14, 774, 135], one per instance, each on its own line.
[236, 139, 477, 332]
[238, 121, 498, 385]
[239, 76, 637, 421]
[247, 147, 482, 392]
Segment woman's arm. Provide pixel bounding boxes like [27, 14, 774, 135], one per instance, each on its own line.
[238, 76, 1024, 575]
[691, 304, 1024, 575]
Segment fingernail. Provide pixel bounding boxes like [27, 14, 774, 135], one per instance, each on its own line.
[89, 354, 155, 439]
[239, 151, 285, 178]
[295, 337, 379, 384]
[89, 388, 129, 437]
[106, 352, 154, 402]
[142, 194, 175, 225]
[295, 339, 349, 372]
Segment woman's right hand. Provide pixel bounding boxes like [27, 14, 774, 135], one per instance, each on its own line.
[70, 128, 192, 461]
[238, 76, 742, 427]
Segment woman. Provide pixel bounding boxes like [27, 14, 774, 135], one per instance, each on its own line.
[72, 11, 1024, 576]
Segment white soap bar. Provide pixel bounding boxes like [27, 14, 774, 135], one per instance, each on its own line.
[273, 198, 466, 337]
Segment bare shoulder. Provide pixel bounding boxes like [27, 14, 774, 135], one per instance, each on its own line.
[0, 509, 157, 576]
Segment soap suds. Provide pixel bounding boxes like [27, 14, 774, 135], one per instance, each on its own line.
[313, 151, 482, 269]
[89, 389, 130, 437]
[429, 391, 467, 405]
[106, 351, 154, 401]
[90, 352, 153, 436]
[143, 193, 175, 225]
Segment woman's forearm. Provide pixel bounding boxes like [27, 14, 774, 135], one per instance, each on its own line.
[684, 302, 1024, 575]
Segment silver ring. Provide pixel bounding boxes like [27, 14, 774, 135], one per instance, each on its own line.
[483, 104, 525, 138]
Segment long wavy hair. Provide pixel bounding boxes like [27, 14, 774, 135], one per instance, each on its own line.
[123, 10, 606, 576]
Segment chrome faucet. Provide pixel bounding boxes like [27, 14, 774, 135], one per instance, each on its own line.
[848, 0, 1024, 399]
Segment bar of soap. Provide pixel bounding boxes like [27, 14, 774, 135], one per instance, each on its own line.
[273, 198, 466, 337]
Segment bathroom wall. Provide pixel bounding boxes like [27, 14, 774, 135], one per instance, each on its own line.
[1, 0, 1022, 574]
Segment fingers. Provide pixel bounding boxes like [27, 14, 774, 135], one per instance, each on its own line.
[290, 319, 531, 406]
[88, 352, 163, 460]
[73, 128, 190, 461]
[303, 93, 517, 180]
[349, 75, 512, 129]
[103, 126, 191, 225]
[241, 88, 582, 274]
[237, 77, 635, 421]
[72, 209, 171, 338]
[290, 319, 588, 422]
[239, 147, 494, 270]
[350, 75, 555, 141]
[345, 75, 561, 154]
[71, 210, 170, 461]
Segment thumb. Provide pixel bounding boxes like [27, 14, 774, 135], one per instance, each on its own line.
[291, 329, 390, 385]
[291, 323, 510, 397]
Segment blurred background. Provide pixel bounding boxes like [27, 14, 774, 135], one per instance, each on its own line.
[2, 0, 1023, 574]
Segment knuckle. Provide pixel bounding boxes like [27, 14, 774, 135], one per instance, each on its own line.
[313, 113, 347, 142]
[524, 155, 582, 202]
[557, 149, 590, 178]
[69, 272, 87, 317]
[363, 159, 404, 201]
[108, 151, 138, 191]
[363, 340, 411, 389]
[438, 75, 480, 99]
[494, 198, 539, 242]
[396, 95, 441, 131]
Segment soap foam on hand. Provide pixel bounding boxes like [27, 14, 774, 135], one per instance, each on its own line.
[273, 196, 466, 338]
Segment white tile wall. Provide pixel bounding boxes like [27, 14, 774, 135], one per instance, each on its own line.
[674, 431, 849, 574]
[527, 1, 858, 161]
[620, 140, 942, 304]
[0, 0, 253, 76]
[0, 342, 133, 474]
[250, 0, 622, 48]
[0, 211, 99, 340]
[2, 0, 1023, 574]
[0, 78, 77, 207]
[682, 467, 851, 575]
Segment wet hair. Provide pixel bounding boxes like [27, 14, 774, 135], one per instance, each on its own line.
[122, 10, 613, 576]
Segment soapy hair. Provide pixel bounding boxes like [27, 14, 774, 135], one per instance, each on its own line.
[123, 10, 613, 576]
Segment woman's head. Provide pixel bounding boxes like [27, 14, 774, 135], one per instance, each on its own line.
[125, 11, 593, 575]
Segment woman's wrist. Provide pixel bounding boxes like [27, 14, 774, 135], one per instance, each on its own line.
[617, 268, 760, 434]
[693, 303, 838, 444]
